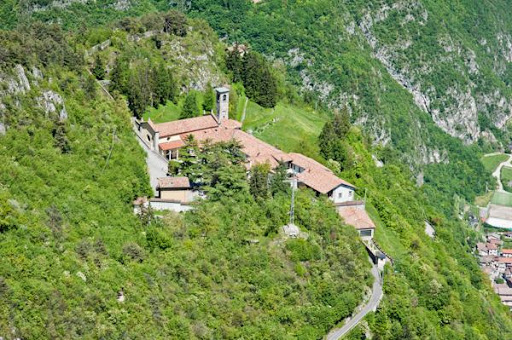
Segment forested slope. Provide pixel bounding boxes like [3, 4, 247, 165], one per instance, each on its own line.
[0, 18, 372, 339]
[1, 3, 512, 340]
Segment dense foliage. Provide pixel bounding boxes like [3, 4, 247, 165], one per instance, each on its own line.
[1, 4, 512, 340]
[0, 19, 371, 338]
[226, 47, 279, 108]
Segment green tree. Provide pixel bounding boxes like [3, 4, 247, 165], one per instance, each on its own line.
[52, 120, 71, 153]
[154, 64, 176, 106]
[110, 57, 128, 94]
[250, 163, 270, 199]
[181, 91, 199, 119]
[92, 54, 105, 80]
[242, 52, 278, 108]
[202, 83, 215, 112]
[270, 162, 290, 196]
[319, 109, 353, 169]
[163, 10, 188, 37]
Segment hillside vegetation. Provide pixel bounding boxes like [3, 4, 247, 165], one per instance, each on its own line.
[0, 16, 373, 339]
[1, 5, 512, 340]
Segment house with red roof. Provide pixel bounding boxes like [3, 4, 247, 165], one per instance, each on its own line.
[134, 87, 375, 238]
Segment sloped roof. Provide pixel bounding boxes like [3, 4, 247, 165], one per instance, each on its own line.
[476, 242, 487, 251]
[337, 206, 375, 230]
[154, 115, 219, 138]
[289, 153, 355, 194]
[498, 257, 512, 264]
[157, 177, 191, 189]
[183, 128, 291, 168]
[487, 243, 498, 250]
[159, 139, 186, 151]
[503, 249, 512, 254]
[234, 130, 292, 168]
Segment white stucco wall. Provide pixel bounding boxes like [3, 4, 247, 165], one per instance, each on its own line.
[330, 185, 355, 203]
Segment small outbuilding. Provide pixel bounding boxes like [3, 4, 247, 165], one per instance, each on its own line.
[157, 177, 193, 203]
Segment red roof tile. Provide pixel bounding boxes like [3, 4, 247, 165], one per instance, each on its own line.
[154, 115, 219, 138]
[487, 243, 498, 250]
[289, 153, 355, 194]
[503, 249, 512, 254]
[157, 177, 190, 189]
[498, 257, 512, 264]
[337, 206, 376, 230]
[159, 139, 185, 151]
[183, 128, 291, 168]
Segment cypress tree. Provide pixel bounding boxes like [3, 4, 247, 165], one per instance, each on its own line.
[181, 92, 199, 119]
[92, 54, 105, 80]
[250, 163, 270, 199]
[202, 83, 214, 112]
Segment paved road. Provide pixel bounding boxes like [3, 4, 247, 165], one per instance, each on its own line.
[491, 154, 512, 192]
[326, 263, 383, 340]
[136, 136, 168, 195]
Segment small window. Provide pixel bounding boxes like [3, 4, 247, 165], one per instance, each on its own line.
[147, 135, 151, 142]
[360, 229, 372, 237]
[223, 94, 227, 101]
[338, 192, 343, 198]
[349, 191, 353, 196]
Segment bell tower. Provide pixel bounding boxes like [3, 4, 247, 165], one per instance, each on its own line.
[215, 87, 229, 123]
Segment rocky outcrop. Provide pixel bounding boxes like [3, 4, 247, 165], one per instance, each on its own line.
[355, 1, 512, 144]
[38, 91, 68, 121]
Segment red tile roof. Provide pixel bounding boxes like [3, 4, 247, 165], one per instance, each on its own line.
[487, 243, 498, 250]
[184, 128, 291, 168]
[498, 257, 512, 264]
[503, 249, 512, 254]
[337, 206, 376, 230]
[157, 177, 191, 189]
[289, 153, 355, 194]
[154, 115, 219, 138]
[159, 139, 185, 151]
[234, 130, 292, 168]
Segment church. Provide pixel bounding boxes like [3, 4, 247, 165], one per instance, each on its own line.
[134, 86, 375, 237]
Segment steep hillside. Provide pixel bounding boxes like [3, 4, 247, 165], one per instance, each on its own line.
[0, 20, 372, 339]
[2, 4, 512, 339]
[189, 0, 512, 149]
[4, 1, 512, 161]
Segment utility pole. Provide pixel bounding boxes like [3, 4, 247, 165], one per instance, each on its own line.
[290, 176, 296, 225]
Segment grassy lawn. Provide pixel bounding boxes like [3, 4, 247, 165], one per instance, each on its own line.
[502, 166, 512, 192]
[242, 101, 329, 154]
[475, 191, 494, 207]
[142, 94, 329, 157]
[491, 191, 512, 207]
[366, 203, 407, 260]
[481, 153, 509, 172]
[143, 100, 182, 123]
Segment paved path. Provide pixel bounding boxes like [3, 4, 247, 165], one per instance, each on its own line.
[136, 136, 168, 195]
[326, 263, 383, 339]
[491, 154, 512, 192]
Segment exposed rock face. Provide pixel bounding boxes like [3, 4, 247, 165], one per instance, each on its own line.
[30, 0, 89, 13]
[38, 91, 68, 120]
[356, 1, 512, 144]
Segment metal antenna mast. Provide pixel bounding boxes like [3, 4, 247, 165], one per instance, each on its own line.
[290, 177, 296, 225]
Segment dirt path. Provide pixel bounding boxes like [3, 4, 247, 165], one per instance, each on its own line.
[491, 154, 512, 192]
